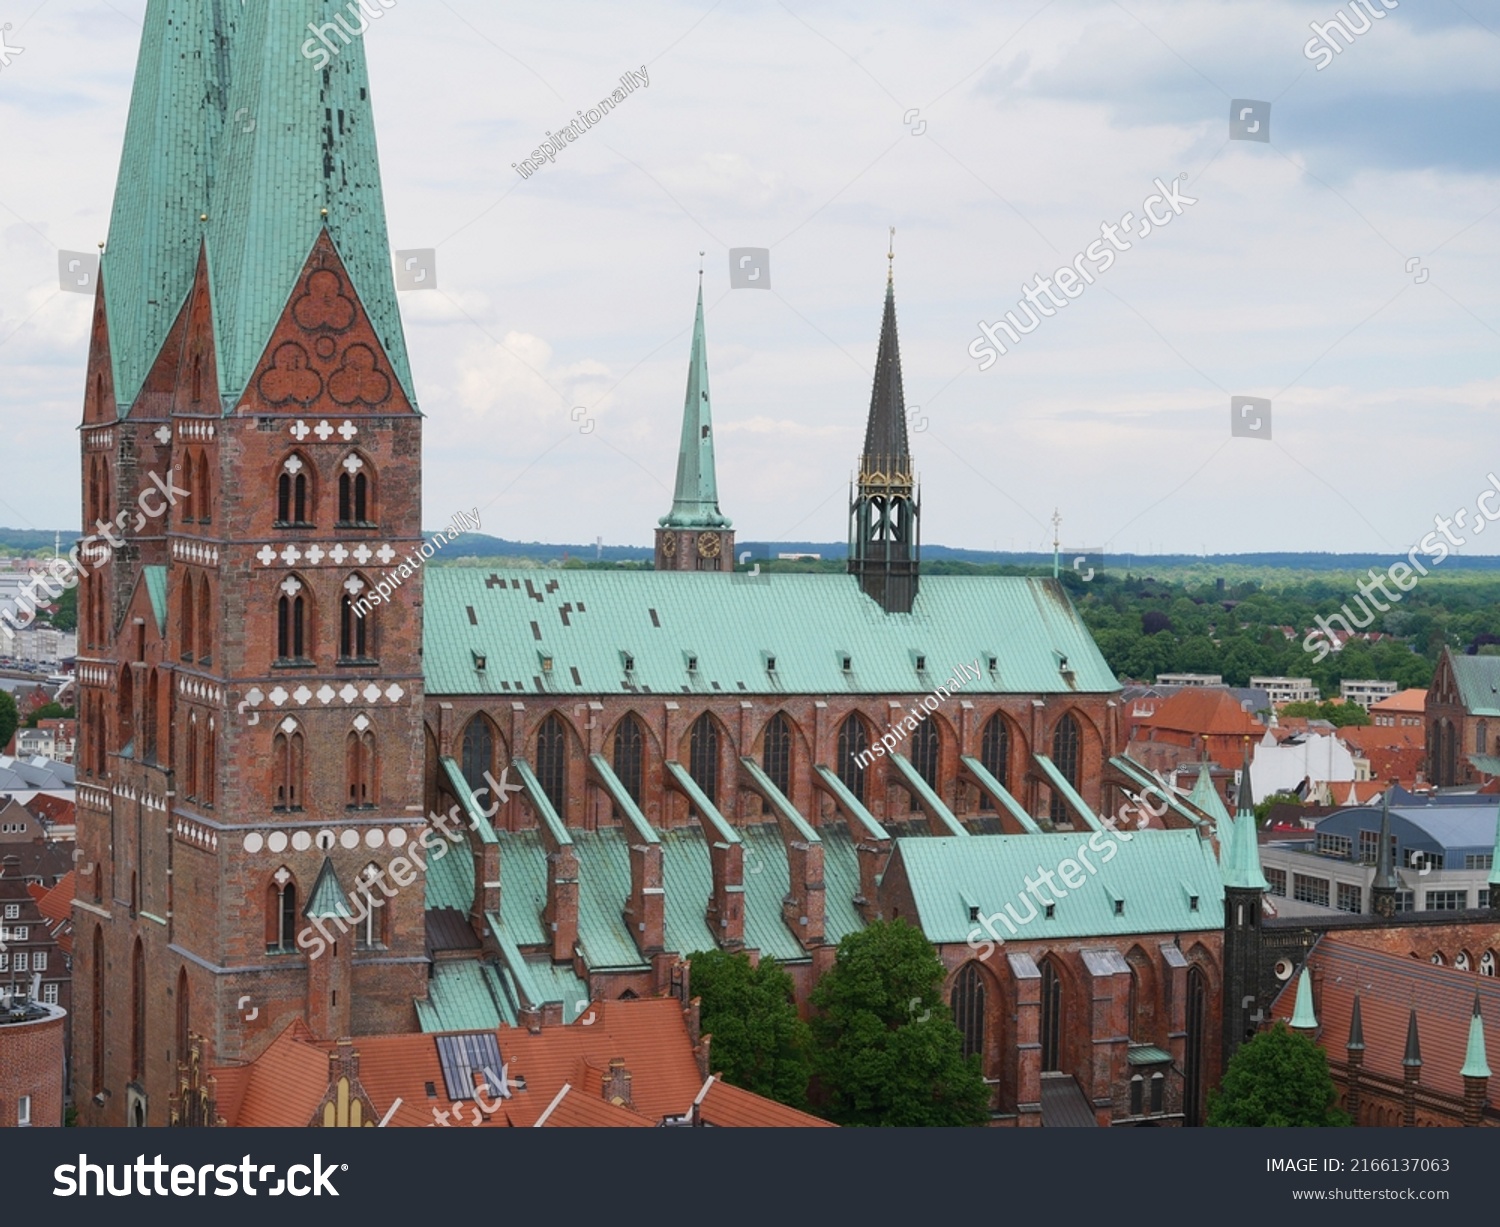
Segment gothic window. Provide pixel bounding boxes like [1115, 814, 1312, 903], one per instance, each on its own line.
[1483, 951, 1497, 977]
[347, 725, 376, 808]
[180, 578, 194, 662]
[277, 577, 309, 662]
[1480, 721, 1490, 755]
[951, 963, 986, 1061]
[175, 967, 190, 1065]
[117, 664, 135, 754]
[1049, 713, 1081, 825]
[131, 938, 145, 1080]
[1184, 966, 1207, 1127]
[356, 864, 387, 949]
[979, 714, 1009, 808]
[688, 713, 719, 807]
[185, 715, 199, 801]
[91, 926, 103, 1094]
[266, 868, 298, 952]
[340, 577, 373, 660]
[536, 714, 567, 817]
[613, 715, 644, 809]
[276, 455, 312, 526]
[202, 718, 215, 807]
[181, 452, 196, 523]
[143, 669, 159, 764]
[197, 450, 212, 526]
[197, 574, 212, 665]
[1130, 1075, 1144, 1115]
[1150, 1072, 1164, 1114]
[837, 715, 868, 803]
[1040, 959, 1063, 1072]
[461, 717, 495, 793]
[338, 455, 373, 525]
[912, 715, 939, 788]
[763, 713, 791, 801]
[272, 725, 305, 811]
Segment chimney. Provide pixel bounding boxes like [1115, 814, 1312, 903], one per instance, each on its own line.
[854, 836, 890, 923]
[543, 845, 579, 962]
[782, 839, 825, 948]
[601, 1057, 633, 1109]
[623, 841, 665, 957]
[705, 840, 744, 948]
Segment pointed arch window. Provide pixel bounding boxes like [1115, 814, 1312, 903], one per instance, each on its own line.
[688, 713, 719, 807]
[912, 715, 939, 788]
[117, 664, 135, 755]
[277, 576, 309, 662]
[536, 714, 567, 817]
[198, 451, 212, 525]
[1040, 959, 1063, 1072]
[175, 967, 190, 1066]
[837, 715, 868, 803]
[1049, 713, 1081, 825]
[197, 573, 212, 665]
[762, 713, 791, 805]
[272, 724, 305, 811]
[980, 714, 1009, 808]
[266, 867, 298, 952]
[184, 715, 199, 801]
[143, 669, 159, 764]
[202, 718, 215, 807]
[338, 454, 374, 526]
[613, 715, 644, 811]
[276, 454, 312, 527]
[179, 577, 194, 662]
[347, 723, 377, 808]
[355, 863, 388, 949]
[91, 926, 104, 1094]
[461, 717, 495, 793]
[131, 938, 145, 1079]
[339, 575, 373, 661]
[951, 962, 986, 1061]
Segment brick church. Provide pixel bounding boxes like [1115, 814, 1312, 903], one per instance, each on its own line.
[75, 0, 1249, 1129]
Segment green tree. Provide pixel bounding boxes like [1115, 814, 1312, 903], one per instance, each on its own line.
[688, 949, 811, 1109]
[1254, 791, 1304, 824]
[1208, 1023, 1349, 1126]
[809, 919, 990, 1127]
[0, 690, 16, 753]
[24, 702, 74, 729]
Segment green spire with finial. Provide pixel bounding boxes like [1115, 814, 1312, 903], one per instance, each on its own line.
[1223, 740, 1270, 890]
[1403, 1009, 1423, 1068]
[1189, 758, 1232, 838]
[1462, 994, 1491, 1079]
[303, 857, 352, 920]
[660, 262, 730, 531]
[1289, 967, 1318, 1030]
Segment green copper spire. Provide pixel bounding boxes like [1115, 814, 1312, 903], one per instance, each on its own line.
[1462, 994, 1491, 1079]
[102, 0, 238, 414]
[1223, 742, 1270, 891]
[1289, 967, 1317, 1030]
[303, 857, 353, 920]
[1373, 788, 1398, 893]
[1347, 994, 1365, 1051]
[1403, 1009, 1423, 1068]
[659, 280, 730, 530]
[205, 0, 414, 408]
[1189, 759, 1232, 840]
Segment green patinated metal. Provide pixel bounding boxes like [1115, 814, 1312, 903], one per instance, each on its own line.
[813, 764, 890, 842]
[1462, 995, 1491, 1079]
[103, 0, 237, 413]
[203, 0, 414, 407]
[1034, 753, 1106, 834]
[960, 756, 1042, 834]
[1289, 967, 1318, 1030]
[738, 757, 819, 844]
[890, 829, 1224, 945]
[423, 570, 1118, 698]
[1449, 653, 1500, 718]
[659, 284, 730, 531]
[303, 856, 352, 919]
[142, 566, 169, 636]
[438, 757, 498, 844]
[886, 753, 966, 837]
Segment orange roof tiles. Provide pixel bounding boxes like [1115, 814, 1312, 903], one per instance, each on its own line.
[699, 1077, 834, 1127]
[534, 1084, 654, 1127]
[1371, 688, 1428, 714]
[36, 871, 74, 952]
[1137, 688, 1265, 737]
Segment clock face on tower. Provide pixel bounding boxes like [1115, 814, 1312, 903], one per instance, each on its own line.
[662, 532, 677, 557]
[697, 531, 721, 559]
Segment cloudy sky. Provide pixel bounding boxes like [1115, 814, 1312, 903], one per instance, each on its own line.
[1, 0, 1497, 556]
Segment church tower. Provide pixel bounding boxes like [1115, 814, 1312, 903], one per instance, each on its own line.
[74, 0, 427, 1127]
[848, 238, 920, 613]
[1220, 743, 1271, 1070]
[655, 275, 733, 571]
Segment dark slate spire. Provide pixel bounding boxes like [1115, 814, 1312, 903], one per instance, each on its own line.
[1347, 994, 1366, 1051]
[848, 231, 920, 614]
[1403, 1008, 1423, 1068]
[1372, 788, 1398, 917]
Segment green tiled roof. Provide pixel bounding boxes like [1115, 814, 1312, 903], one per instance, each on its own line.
[416, 960, 514, 1032]
[1127, 1044, 1173, 1066]
[961, 755, 1042, 834]
[424, 835, 475, 912]
[494, 828, 551, 948]
[572, 831, 649, 971]
[203, 0, 413, 407]
[103, 0, 235, 412]
[817, 825, 865, 945]
[1451, 653, 1500, 718]
[439, 757, 498, 844]
[888, 752, 966, 836]
[891, 829, 1223, 945]
[142, 566, 168, 636]
[303, 857, 352, 919]
[423, 571, 1119, 698]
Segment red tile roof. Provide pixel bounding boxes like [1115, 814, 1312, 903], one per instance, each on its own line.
[1136, 688, 1265, 737]
[698, 1076, 834, 1127]
[1371, 688, 1428, 714]
[533, 1084, 654, 1127]
[1271, 938, 1500, 1100]
[36, 870, 74, 953]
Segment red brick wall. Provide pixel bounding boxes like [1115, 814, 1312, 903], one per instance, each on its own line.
[0, 1007, 66, 1127]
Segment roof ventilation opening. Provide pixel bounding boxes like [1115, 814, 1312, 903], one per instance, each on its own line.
[686, 655, 698, 673]
[622, 653, 634, 673]
[1189, 895, 1200, 912]
[765, 655, 776, 672]
[471, 651, 487, 672]
[1114, 899, 1125, 916]
[915, 655, 926, 672]
[841, 655, 852, 672]
[1044, 904, 1056, 919]
[540, 654, 553, 674]
[987, 655, 998, 671]
[968, 905, 979, 921]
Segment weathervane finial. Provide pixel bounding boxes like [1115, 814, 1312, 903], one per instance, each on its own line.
[887, 226, 895, 283]
[698, 250, 704, 281]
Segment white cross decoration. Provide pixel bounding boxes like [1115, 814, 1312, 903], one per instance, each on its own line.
[363, 683, 382, 703]
[155, 425, 172, 445]
[274, 866, 291, 887]
[279, 576, 303, 597]
[376, 544, 396, 565]
[293, 686, 312, 705]
[269, 687, 289, 707]
[353, 544, 372, 564]
[342, 454, 364, 474]
[314, 420, 334, 441]
[344, 576, 366, 595]
[340, 684, 359, 704]
[338, 420, 358, 441]
[257, 546, 277, 566]
[280, 545, 302, 565]
[246, 688, 265, 706]
[386, 684, 405, 702]
[305, 545, 325, 565]
[317, 685, 336, 705]
[353, 714, 371, 732]
[280, 718, 297, 735]
[290, 420, 311, 442]
[284, 455, 304, 474]
[329, 544, 349, 564]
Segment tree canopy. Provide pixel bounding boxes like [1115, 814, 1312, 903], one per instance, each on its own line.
[0, 691, 16, 753]
[809, 919, 990, 1127]
[688, 949, 811, 1109]
[1208, 1023, 1350, 1127]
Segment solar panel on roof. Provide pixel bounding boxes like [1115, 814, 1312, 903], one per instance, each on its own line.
[434, 1032, 503, 1101]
